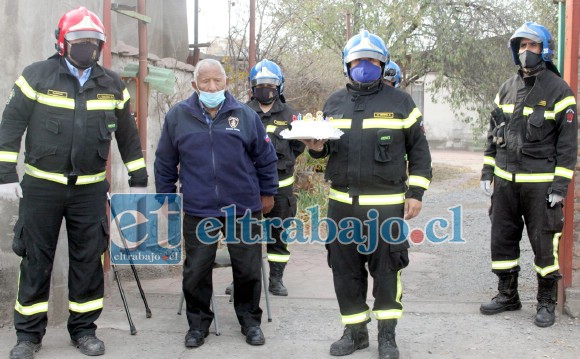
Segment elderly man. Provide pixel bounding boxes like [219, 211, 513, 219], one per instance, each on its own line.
[155, 59, 278, 348]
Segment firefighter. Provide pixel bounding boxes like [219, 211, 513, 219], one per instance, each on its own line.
[383, 60, 401, 88]
[0, 7, 148, 358]
[247, 59, 305, 296]
[306, 30, 432, 359]
[480, 22, 577, 328]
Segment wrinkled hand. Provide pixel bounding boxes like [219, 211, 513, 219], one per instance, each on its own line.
[300, 139, 327, 152]
[480, 180, 492, 196]
[548, 193, 564, 207]
[404, 198, 422, 220]
[261, 195, 275, 214]
[129, 186, 148, 194]
[0, 182, 23, 201]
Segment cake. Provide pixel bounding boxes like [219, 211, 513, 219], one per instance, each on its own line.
[280, 111, 344, 140]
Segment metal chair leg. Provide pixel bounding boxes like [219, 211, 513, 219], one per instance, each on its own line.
[262, 256, 272, 322]
[177, 291, 220, 336]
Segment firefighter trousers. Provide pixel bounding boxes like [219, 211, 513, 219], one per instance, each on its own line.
[327, 195, 409, 324]
[13, 175, 109, 343]
[182, 212, 263, 333]
[490, 177, 563, 279]
[264, 186, 297, 264]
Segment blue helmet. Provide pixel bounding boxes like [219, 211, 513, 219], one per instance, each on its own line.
[342, 30, 390, 78]
[249, 59, 285, 96]
[509, 22, 554, 65]
[383, 60, 401, 87]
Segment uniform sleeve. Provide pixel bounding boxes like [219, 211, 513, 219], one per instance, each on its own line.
[404, 98, 432, 201]
[154, 114, 179, 194]
[0, 73, 35, 184]
[250, 112, 278, 196]
[114, 84, 148, 187]
[481, 101, 500, 182]
[551, 91, 577, 197]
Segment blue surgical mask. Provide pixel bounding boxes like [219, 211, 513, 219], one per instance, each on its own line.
[349, 60, 382, 83]
[198, 89, 225, 108]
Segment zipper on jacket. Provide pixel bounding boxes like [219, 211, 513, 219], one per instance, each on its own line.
[208, 122, 220, 207]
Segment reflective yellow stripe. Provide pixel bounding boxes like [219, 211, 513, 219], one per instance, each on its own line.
[523, 106, 556, 121]
[494, 167, 554, 183]
[408, 175, 430, 189]
[523, 107, 533, 116]
[554, 96, 576, 114]
[362, 108, 421, 129]
[15, 300, 49, 316]
[0, 151, 18, 162]
[69, 298, 104, 313]
[87, 99, 123, 111]
[341, 310, 370, 325]
[330, 119, 352, 129]
[126, 158, 146, 172]
[359, 193, 405, 206]
[499, 104, 514, 114]
[266, 125, 277, 133]
[329, 188, 352, 204]
[122, 88, 131, 105]
[483, 156, 495, 167]
[555, 166, 574, 179]
[534, 233, 561, 277]
[267, 253, 290, 263]
[491, 258, 519, 270]
[494, 94, 500, 106]
[37, 93, 75, 109]
[15, 76, 38, 101]
[279, 176, 295, 188]
[25, 164, 106, 185]
[374, 269, 403, 319]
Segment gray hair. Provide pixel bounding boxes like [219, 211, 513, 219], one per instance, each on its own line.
[193, 59, 226, 83]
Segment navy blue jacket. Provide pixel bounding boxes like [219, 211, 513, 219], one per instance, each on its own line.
[154, 91, 278, 217]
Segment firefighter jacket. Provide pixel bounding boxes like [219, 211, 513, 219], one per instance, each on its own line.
[154, 91, 279, 218]
[0, 54, 147, 187]
[311, 82, 432, 200]
[247, 98, 305, 189]
[481, 68, 578, 197]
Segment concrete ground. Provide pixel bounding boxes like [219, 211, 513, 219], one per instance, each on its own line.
[1, 150, 579, 358]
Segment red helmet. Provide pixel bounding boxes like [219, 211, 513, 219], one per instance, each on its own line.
[55, 7, 106, 56]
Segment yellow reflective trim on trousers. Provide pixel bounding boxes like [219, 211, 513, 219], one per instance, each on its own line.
[87, 99, 123, 111]
[341, 310, 370, 325]
[15, 300, 49, 316]
[69, 298, 104, 313]
[494, 167, 554, 183]
[554, 96, 576, 114]
[408, 175, 430, 189]
[329, 188, 353, 204]
[483, 156, 495, 167]
[267, 253, 290, 263]
[535, 233, 561, 277]
[266, 125, 277, 133]
[0, 151, 18, 162]
[374, 269, 404, 319]
[362, 108, 421, 129]
[492, 258, 519, 270]
[330, 119, 352, 129]
[279, 176, 295, 188]
[126, 158, 146, 172]
[555, 166, 574, 179]
[25, 164, 106, 185]
[358, 193, 405, 206]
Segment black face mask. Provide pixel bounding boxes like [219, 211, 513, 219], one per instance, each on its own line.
[67, 42, 100, 69]
[518, 50, 542, 69]
[253, 87, 278, 104]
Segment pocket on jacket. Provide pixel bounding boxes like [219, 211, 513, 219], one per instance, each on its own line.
[12, 219, 26, 257]
[374, 129, 392, 163]
[26, 143, 57, 164]
[526, 107, 546, 142]
[99, 113, 118, 141]
[100, 218, 110, 254]
[545, 202, 564, 233]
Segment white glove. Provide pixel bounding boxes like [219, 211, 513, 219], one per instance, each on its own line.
[480, 180, 492, 196]
[0, 182, 23, 201]
[548, 193, 564, 207]
[129, 186, 148, 194]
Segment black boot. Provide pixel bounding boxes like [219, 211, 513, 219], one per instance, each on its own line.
[329, 323, 369, 356]
[9, 341, 41, 359]
[480, 273, 522, 315]
[71, 335, 105, 356]
[269, 262, 288, 296]
[378, 319, 399, 359]
[534, 277, 558, 327]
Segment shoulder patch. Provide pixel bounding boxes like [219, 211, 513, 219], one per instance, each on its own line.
[6, 88, 15, 105]
[566, 109, 575, 123]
